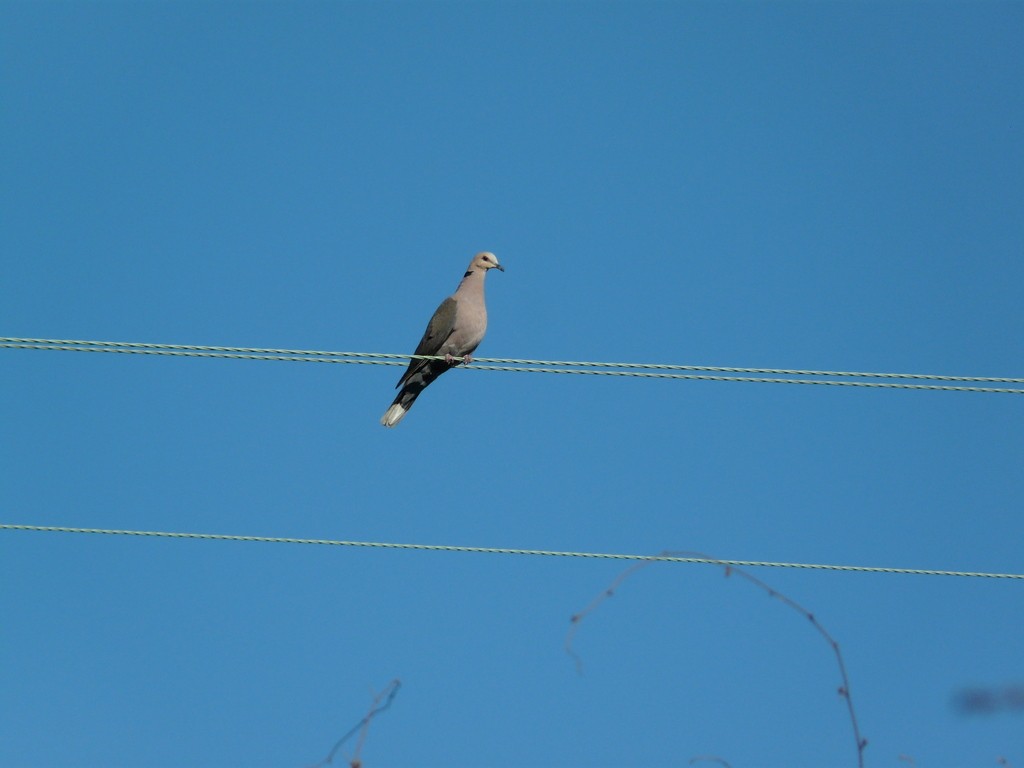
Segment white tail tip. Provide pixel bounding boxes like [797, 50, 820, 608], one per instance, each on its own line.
[380, 404, 407, 428]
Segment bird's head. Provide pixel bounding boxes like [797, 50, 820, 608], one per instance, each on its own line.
[472, 252, 504, 272]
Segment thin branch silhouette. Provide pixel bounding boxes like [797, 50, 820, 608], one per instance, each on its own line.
[689, 756, 733, 768]
[566, 550, 867, 768]
[309, 679, 401, 768]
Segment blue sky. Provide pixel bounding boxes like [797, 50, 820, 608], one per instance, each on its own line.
[2, 1, 1022, 766]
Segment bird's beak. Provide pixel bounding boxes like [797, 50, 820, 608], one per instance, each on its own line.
[494, 263, 505, 272]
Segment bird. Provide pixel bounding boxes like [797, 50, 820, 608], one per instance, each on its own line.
[380, 251, 504, 427]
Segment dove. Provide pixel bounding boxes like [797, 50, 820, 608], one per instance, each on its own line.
[380, 252, 504, 427]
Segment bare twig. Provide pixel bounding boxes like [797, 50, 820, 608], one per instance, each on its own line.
[689, 755, 733, 768]
[566, 551, 867, 768]
[309, 679, 401, 768]
[566, 559, 649, 675]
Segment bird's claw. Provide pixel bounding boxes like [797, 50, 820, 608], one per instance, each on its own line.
[445, 353, 472, 366]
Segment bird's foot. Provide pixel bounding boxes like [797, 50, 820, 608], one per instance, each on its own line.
[444, 353, 471, 366]
[463, 354, 473, 365]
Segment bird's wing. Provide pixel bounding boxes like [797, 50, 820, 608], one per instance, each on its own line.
[396, 296, 458, 388]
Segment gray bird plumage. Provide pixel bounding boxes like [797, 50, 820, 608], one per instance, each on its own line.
[380, 252, 504, 427]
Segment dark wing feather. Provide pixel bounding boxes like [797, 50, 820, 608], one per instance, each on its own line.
[396, 297, 458, 388]
[412, 297, 458, 356]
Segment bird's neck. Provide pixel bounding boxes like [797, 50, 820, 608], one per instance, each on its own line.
[456, 268, 487, 295]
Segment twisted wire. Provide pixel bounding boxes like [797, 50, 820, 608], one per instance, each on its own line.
[2, 524, 1022, 579]
[3, 337, 1022, 394]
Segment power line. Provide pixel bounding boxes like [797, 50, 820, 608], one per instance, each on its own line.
[3, 337, 1023, 394]
[3, 524, 1022, 579]
[6, 336, 1024, 381]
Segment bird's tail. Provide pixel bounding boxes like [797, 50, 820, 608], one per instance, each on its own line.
[380, 402, 408, 428]
[379, 360, 448, 428]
